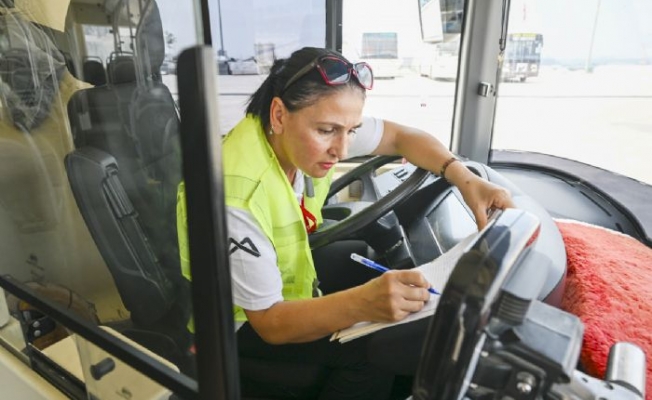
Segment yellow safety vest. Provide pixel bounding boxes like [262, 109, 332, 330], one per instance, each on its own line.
[177, 115, 333, 329]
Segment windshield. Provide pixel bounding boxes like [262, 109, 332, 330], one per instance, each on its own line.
[493, 0, 652, 184]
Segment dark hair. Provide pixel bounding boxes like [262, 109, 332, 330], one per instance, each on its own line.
[245, 47, 366, 131]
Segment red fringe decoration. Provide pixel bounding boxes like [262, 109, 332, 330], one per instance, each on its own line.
[557, 220, 652, 399]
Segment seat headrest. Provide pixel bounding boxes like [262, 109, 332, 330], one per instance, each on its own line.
[136, 1, 165, 76]
[108, 55, 136, 84]
[82, 59, 107, 86]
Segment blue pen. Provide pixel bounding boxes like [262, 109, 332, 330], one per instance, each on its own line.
[350, 253, 440, 295]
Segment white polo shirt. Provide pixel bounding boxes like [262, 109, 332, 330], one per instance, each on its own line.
[227, 116, 384, 327]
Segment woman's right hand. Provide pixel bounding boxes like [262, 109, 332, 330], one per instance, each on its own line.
[355, 270, 433, 323]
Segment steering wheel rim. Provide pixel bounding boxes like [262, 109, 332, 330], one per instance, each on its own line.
[326, 155, 402, 200]
[309, 155, 431, 250]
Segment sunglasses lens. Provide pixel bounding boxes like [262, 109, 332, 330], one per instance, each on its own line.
[354, 63, 373, 89]
[321, 57, 351, 84]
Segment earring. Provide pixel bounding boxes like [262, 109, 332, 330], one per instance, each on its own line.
[269, 126, 275, 135]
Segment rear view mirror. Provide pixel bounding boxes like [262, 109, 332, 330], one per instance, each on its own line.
[418, 0, 463, 42]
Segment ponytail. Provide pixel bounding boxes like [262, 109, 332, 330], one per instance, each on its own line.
[245, 59, 287, 129]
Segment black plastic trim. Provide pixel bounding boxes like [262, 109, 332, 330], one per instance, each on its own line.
[490, 149, 652, 246]
[325, 0, 343, 52]
[29, 346, 86, 399]
[177, 46, 241, 400]
[200, 0, 212, 45]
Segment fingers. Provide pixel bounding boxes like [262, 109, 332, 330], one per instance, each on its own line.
[474, 209, 489, 230]
[394, 269, 429, 288]
[494, 187, 515, 209]
[362, 271, 433, 322]
[460, 178, 515, 231]
[399, 297, 428, 314]
[474, 185, 515, 230]
[389, 271, 433, 301]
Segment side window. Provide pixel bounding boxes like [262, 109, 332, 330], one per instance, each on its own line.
[342, 0, 464, 148]
[493, 0, 652, 185]
[208, 0, 327, 134]
[361, 32, 399, 59]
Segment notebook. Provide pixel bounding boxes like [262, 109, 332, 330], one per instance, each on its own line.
[330, 232, 479, 343]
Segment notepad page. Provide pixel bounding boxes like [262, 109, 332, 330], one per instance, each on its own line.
[415, 231, 479, 292]
[331, 231, 479, 343]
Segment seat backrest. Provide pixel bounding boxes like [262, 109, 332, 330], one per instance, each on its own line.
[128, 0, 183, 278]
[64, 147, 174, 325]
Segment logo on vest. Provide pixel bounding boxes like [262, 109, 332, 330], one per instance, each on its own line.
[229, 237, 261, 257]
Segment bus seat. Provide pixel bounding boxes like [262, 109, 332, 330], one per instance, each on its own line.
[66, 2, 186, 323]
[135, 2, 165, 80]
[64, 147, 191, 363]
[133, 3, 329, 396]
[65, 1, 190, 369]
[82, 58, 107, 86]
[63, 148, 178, 326]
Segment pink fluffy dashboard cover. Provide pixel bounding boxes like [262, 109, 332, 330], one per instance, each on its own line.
[556, 219, 652, 399]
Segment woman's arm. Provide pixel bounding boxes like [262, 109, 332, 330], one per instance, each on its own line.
[229, 205, 431, 344]
[245, 269, 432, 344]
[372, 120, 514, 229]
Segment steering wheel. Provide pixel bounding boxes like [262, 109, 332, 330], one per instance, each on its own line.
[308, 155, 432, 250]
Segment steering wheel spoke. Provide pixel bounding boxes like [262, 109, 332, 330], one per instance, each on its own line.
[310, 155, 430, 251]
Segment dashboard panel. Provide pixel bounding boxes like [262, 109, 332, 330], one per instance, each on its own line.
[370, 161, 567, 306]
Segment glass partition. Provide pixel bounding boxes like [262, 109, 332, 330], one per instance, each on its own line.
[0, 0, 203, 397]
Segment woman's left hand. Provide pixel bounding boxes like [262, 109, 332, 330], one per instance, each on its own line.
[457, 174, 515, 230]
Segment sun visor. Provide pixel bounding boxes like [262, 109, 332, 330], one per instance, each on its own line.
[14, 0, 71, 32]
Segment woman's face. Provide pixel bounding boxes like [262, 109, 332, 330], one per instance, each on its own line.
[271, 87, 365, 180]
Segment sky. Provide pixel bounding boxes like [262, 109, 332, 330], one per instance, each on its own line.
[530, 0, 652, 64]
[157, 0, 652, 65]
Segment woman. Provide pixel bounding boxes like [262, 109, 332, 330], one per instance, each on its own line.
[177, 47, 513, 399]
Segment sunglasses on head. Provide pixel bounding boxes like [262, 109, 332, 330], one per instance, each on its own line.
[281, 55, 374, 94]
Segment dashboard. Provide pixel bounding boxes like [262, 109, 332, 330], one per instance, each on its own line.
[373, 163, 477, 260]
[354, 161, 567, 306]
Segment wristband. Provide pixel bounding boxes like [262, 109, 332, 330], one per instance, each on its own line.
[440, 156, 459, 180]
